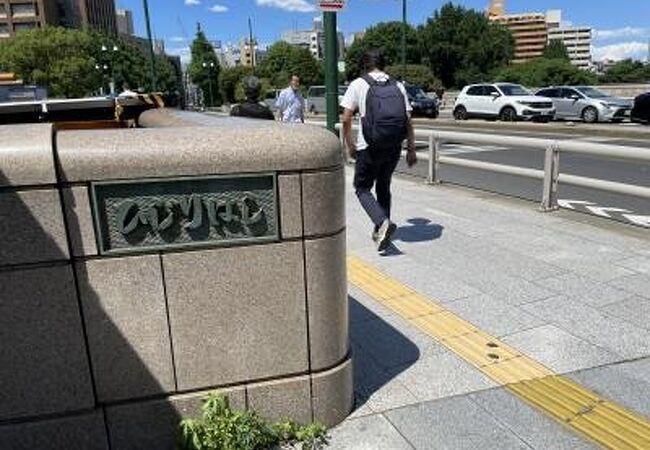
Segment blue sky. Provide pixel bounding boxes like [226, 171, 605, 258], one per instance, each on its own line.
[117, 0, 650, 63]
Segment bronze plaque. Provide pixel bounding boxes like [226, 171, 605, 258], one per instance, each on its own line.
[91, 174, 278, 255]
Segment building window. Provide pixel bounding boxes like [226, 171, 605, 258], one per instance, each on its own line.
[13, 22, 37, 32]
[11, 3, 37, 18]
[0, 4, 7, 18]
[0, 23, 9, 36]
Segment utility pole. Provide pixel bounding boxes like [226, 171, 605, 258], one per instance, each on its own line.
[248, 17, 255, 69]
[401, 0, 407, 75]
[142, 0, 157, 91]
[324, 11, 338, 133]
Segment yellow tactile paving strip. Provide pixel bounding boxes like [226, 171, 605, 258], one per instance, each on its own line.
[348, 255, 650, 450]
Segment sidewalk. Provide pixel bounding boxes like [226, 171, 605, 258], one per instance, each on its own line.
[329, 169, 650, 449]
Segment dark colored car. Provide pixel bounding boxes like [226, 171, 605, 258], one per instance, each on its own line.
[631, 92, 650, 125]
[405, 84, 439, 119]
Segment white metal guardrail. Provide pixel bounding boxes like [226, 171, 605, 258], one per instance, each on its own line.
[332, 123, 650, 212]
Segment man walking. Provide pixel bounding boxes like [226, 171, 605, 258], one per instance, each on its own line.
[340, 49, 417, 251]
[275, 74, 305, 123]
[230, 76, 275, 120]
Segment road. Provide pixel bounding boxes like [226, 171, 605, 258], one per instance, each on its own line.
[394, 126, 650, 228]
[307, 114, 649, 229]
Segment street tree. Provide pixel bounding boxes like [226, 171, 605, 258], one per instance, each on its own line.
[220, 66, 254, 103]
[496, 58, 597, 87]
[385, 64, 441, 91]
[0, 26, 101, 98]
[418, 3, 515, 88]
[345, 21, 420, 80]
[259, 41, 322, 89]
[92, 34, 179, 93]
[600, 59, 650, 83]
[188, 24, 221, 106]
[543, 39, 570, 61]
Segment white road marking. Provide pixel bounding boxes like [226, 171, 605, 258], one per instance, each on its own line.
[557, 199, 596, 209]
[559, 199, 649, 228]
[585, 206, 632, 218]
[622, 214, 650, 228]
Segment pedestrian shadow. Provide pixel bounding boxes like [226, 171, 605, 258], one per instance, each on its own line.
[394, 218, 444, 243]
[349, 296, 420, 411]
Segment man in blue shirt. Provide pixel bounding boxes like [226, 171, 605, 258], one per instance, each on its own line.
[275, 74, 305, 123]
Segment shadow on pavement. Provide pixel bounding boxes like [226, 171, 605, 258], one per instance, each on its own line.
[394, 218, 444, 243]
[349, 296, 420, 411]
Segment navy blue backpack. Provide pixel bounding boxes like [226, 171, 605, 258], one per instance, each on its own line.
[361, 74, 408, 152]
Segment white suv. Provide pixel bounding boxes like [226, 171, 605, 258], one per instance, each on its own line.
[453, 83, 556, 122]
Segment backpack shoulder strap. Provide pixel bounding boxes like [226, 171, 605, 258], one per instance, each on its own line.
[362, 74, 378, 87]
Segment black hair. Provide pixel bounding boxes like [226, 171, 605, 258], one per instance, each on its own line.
[243, 76, 262, 101]
[360, 48, 386, 73]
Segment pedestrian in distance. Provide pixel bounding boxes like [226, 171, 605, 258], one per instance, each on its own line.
[275, 74, 305, 123]
[230, 76, 275, 120]
[340, 48, 417, 252]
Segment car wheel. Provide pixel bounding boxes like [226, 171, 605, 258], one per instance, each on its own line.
[453, 105, 467, 120]
[582, 106, 598, 123]
[499, 106, 517, 122]
[309, 105, 316, 114]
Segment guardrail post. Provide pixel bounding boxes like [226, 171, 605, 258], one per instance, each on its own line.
[427, 134, 441, 185]
[540, 142, 560, 212]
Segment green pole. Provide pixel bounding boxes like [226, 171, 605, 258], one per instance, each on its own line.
[401, 0, 407, 75]
[324, 11, 338, 133]
[142, 0, 157, 91]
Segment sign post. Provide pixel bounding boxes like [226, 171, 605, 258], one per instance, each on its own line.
[319, 1, 346, 133]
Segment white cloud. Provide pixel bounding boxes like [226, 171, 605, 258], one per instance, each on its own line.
[594, 27, 649, 41]
[185, 0, 201, 5]
[592, 42, 648, 61]
[208, 4, 228, 13]
[256, 0, 316, 13]
[169, 36, 186, 43]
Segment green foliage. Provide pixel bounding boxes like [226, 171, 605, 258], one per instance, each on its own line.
[0, 26, 100, 98]
[0, 26, 179, 98]
[385, 64, 441, 91]
[542, 40, 570, 61]
[418, 2, 515, 88]
[220, 66, 255, 103]
[345, 21, 420, 80]
[188, 26, 221, 106]
[179, 393, 328, 450]
[497, 58, 597, 87]
[600, 59, 650, 83]
[258, 41, 323, 89]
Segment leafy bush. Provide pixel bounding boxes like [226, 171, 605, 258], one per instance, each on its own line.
[496, 58, 597, 87]
[385, 65, 442, 92]
[179, 393, 328, 450]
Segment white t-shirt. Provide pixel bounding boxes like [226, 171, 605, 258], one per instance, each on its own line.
[340, 70, 412, 150]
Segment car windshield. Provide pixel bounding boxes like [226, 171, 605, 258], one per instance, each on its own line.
[576, 87, 610, 99]
[406, 85, 428, 100]
[497, 84, 531, 96]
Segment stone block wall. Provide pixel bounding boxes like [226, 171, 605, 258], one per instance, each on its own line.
[0, 120, 352, 450]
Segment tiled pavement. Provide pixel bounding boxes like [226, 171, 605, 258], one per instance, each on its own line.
[327, 170, 650, 449]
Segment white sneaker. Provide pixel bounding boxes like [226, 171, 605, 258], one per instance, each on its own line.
[376, 219, 397, 251]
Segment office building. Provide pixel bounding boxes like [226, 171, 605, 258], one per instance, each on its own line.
[116, 8, 133, 36]
[489, 11, 549, 64]
[281, 17, 344, 61]
[0, 0, 59, 38]
[0, 0, 117, 39]
[545, 10, 592, 69]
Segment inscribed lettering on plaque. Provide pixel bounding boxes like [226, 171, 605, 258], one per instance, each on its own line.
[90, 174, 278, 255]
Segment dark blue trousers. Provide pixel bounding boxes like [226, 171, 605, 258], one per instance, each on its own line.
[353, 147, 401, 229]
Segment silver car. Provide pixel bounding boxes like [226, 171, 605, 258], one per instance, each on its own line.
[536, 86, 632, 123]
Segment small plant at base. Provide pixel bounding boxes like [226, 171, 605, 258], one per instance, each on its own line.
[179, 393, 328, 450]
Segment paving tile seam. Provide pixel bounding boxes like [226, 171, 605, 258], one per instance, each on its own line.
[348, 255, 650, 450]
